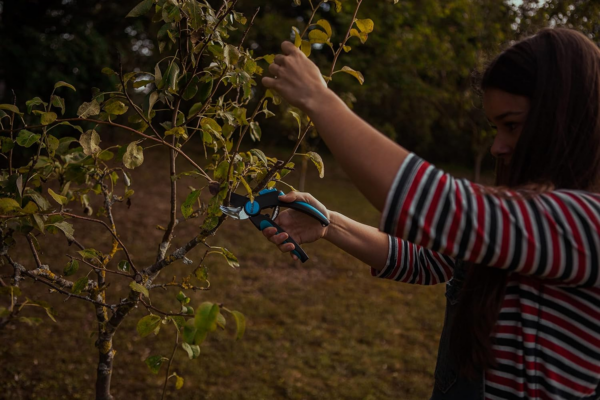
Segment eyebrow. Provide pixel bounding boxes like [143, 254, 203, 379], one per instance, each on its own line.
[493, 111, 525, 121]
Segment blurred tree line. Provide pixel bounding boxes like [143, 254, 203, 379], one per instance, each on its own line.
[1, 0, 599, 178]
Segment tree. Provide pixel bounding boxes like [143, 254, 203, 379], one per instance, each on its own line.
[0, 0, 376, 398]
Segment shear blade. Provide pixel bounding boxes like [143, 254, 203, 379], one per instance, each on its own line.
[220, 205, 249, 220]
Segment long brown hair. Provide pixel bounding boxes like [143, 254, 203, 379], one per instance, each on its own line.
[451, 28, 600, 378]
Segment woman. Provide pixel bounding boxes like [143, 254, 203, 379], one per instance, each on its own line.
[261, 28, 600, 399]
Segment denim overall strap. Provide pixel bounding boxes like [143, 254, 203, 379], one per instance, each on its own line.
[430, 260, 485, 400]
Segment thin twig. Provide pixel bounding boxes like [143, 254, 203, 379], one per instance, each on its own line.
[161, 326, 180, 400]
[26, 234, 42, 268]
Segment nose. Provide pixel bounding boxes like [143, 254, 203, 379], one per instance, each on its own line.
[490, 135, 513, 162]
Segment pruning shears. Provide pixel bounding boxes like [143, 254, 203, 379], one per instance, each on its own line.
[220, 188, 330, 263]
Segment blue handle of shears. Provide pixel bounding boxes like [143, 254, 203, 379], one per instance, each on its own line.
[259, 220, 308, 263]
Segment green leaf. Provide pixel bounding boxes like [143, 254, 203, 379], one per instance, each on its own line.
[26, 298, 57, 322]
[123, 142, 144, 169]
[26, 97, 47, 114]
[194, 302, 219, 333]
[64, 260, 79, 276]
[214, 161, 229, 181]
[188, 102, 203, 119]
[51, 96, 66, 115]
[201, 216, 219, 231]
[16, 130, 41, 148]
[57, 121, 84, 134]
[181, 189, 202, 219]
[80, 130, 102, 155]
[118, 260, 130, 272]
[40, 112, 57, 126]
[137, 314, 162, 337]
[21, 201, 38, 214]
[161, 61, 180, 91]
[51, 221, 75, 241]
[165, 126, 187, 139]
[46, 135, 59, 157]
[194, 265, 208, 282]
[71, 276, 88, 295]
[198, 78, 214, 102]
[77, 248, 102, 260]
[213, 247, 239, 268]
[19, 317, 43, 326]
[308, 29, 329, 44]
[0, 104, 20, 114]
[183, 76, 199, 101]
[338, 66, 364, 85]
[77, 100, 101, 118]
[224, 44, 240, 66]
[0, 286, 21, 296]
[0, 198, 21, 214]
[316, 19, 332, 37]
[181, 342, 201, 359]
[130, 281, 150, 298]
[1, 137, 14, 153]
[104, 101, 128, 116]
[144, 355, 167, 374]
[249, 149, 268, 167]
[54, 81, 76, 91]
[47, 188, 68, 206]
[230, 310, 246, 340]
[306, 151, 325, 178]
[249, 121, 261, 142]
[127, 0, 154, 18]
[355, 18, 374, 34]
[101, 67, 115, 75]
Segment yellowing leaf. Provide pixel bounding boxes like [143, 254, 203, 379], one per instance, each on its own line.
[130, 281, 150, 298]
[41, 112, 57, 126]
[308, 29, 328, 44]
[307, 151, 325, 178]
[175, 374, 184, 390]
[0, 198, 21, 214]
[292, 27, 302, 47]
[77, 100, 101, 118]
[104, 101, 128, 116]
[80, 130, 101, 155]
[355, 19, 374, 33]
[48, 188, 68, 206]
[301, 40, 312, 57]
[339, 66, 365, 85]
[137, 315, 161, 337]
[316, 19, 332, 37]
[165, 126, 188, 139]
[123, 142, 144, 169]
[54, 81, 76, 91]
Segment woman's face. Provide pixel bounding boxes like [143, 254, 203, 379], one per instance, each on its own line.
[483, 88, 531, 166]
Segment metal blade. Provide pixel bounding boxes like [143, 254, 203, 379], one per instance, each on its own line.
[220, 205, 249, 220]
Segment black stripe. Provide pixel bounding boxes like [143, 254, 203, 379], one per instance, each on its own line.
[407, 168, 439, 243]
[561, 286, 600, 308]
[418, 250, 432, 285]
[380, 237, 398, 279]
[565, 195, 599, 287]
[424, 249, 445, 283]
[539, 196, 574, 281]
[396, 240, 410, 282]
[505, 200, 523, 272]
[480, 194, 498, 266]
[485, 383, 523, 400]
[456, 179, 474, 259]
[408, 245, 421, 284]
[431, 176, 452, 252]
[382, 155, 421, 235]
[526, 197, 549, 277]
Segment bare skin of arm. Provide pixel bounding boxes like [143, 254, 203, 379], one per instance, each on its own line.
[262, 41, 410, 212]
[263, 191, 388, 269]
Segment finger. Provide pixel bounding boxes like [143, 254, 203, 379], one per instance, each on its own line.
[281, 41, 297, 55]
[262, 76, 278, 89]
[274, 54, 286, 66]
[278, 191, 299, 203]
[291, 254, 299, 261]
[262, 227, 278, 237]
[269, 232, 289, 245]
[279, 242, 295, 253]
[268, 62, 281, 77]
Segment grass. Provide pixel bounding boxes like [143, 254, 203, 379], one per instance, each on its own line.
[0, 145, 483, 400]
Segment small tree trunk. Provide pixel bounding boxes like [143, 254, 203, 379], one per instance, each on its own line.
[95, 331, 116, 400]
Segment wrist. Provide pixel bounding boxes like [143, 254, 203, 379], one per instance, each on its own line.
[323, 211, 340, 241]
[303, 87, 341, 118]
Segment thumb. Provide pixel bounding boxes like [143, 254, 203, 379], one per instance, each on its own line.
[278, 191, 298, 203]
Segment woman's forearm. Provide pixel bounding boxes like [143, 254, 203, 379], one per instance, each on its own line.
[305, 89, 410, 212]
[324, 211, 389, 271]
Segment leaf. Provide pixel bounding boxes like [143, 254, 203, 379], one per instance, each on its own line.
[40, 112, 57, 126]
[308, 29, 329, 44]
[123, 142, 144, 169]
[183, 76, 199, 101]
[16, 130, 41, 148]
[307, 151, 325, 178]
[127, 0, 154, 18]
[19, 317, 43, 326]
[160, 61, 180, 91]
[64, 260, 79, 276]
[77, 248, 101, 260]
[292, 27, 302, 48]
[52, 221, 75, 241]
[249, 121, 262, 142]
[145, 355, 167, 374]
[130, 281, 149, 298]
[300, 40, 312, 57]
[71, 276, 88, 295]
[249, 149, 268, 167]
[194, 265, 208, 282]
[181, 189, 202, 219]
[80, 130, 102, 155]
[175, 374, 184, 389]
[289, 110, 302, 138]
[350, 28, 368, 44]
[213, 247, 239, 268]
[355, 18, 374, 33]
[201, 118, 222, 133]
[224, 44, 240, 66]
[214, 161, 229, 181]
[0, 286, 21, 296]
[104, 101, 128, 116]
[181, 342, 201, 360]
[188, 102, 203, 119]
[26, 298, 57, 322]
[77, 100, 101, 118]
[54, 81, 76, 91]
[46, 135, 59, 157]
[21, 201, 38, 214]
[198, 78, 214, 102]
[165, 126, 187, 139]
[201, 216, 219, 231]
[26, 97, 47, 114]
[194, 302, 219, 334]
[230, 310, 246, 340]
[0, 198, 21, 214]
[51, 95, 66, 115]
[0, 104, 20, 114]
[118, 260, 130, 272]
[57, 121, 84, 134]
[137, 314, 162, 337]
[316, 19, 332, 37]
[1, 137, 14, 153]
[48, 188, 68, 206]
[339, 66, 364, 85]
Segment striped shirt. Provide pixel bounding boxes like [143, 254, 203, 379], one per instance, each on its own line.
[373, 153, 600, 399]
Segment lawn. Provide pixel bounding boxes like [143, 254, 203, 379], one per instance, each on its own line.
[0, 144, 465, 400]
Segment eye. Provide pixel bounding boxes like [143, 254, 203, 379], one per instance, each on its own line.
[505, 122, 518, 132]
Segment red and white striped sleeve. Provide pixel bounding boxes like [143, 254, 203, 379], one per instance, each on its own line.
[370, 236, 454, 285]
[381, 153, 600, 286]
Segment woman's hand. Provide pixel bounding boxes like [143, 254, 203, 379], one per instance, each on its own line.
[262, 41, 331, 114]
[262, 191, 331, 260]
